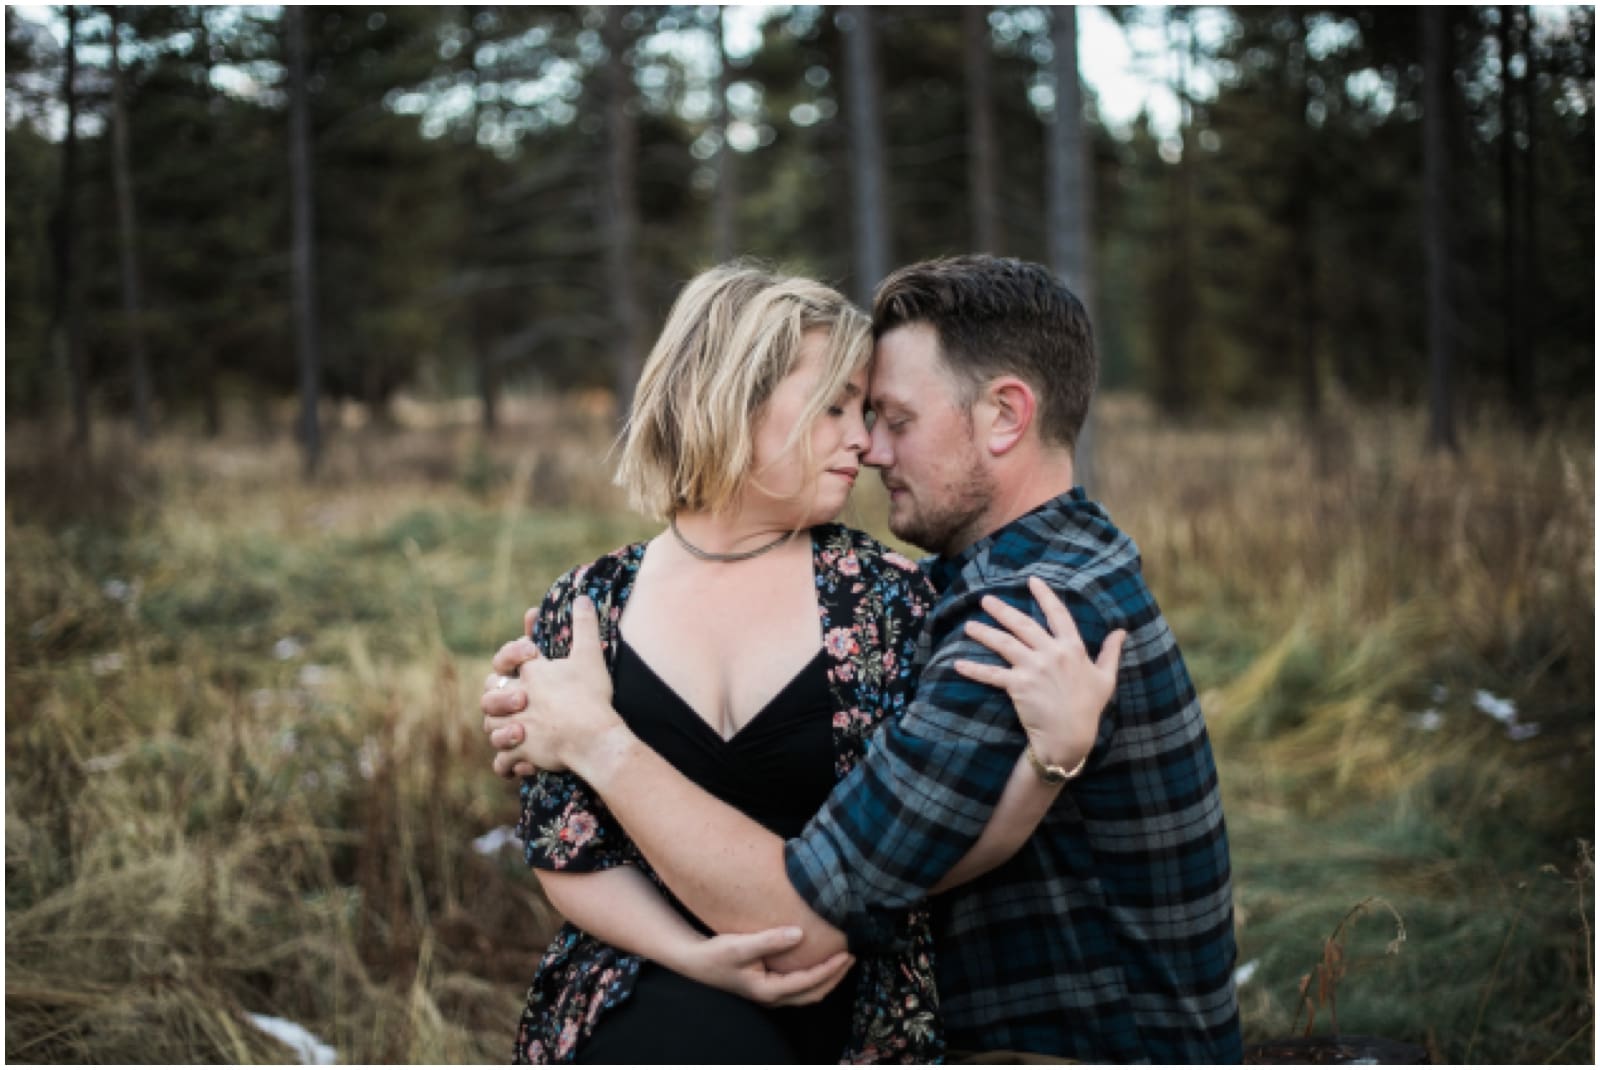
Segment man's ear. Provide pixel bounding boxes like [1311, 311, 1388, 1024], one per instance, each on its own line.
[980, 377, 1036, 457]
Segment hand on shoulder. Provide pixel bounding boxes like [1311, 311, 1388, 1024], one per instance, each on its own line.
[954, 576, 1126, 773]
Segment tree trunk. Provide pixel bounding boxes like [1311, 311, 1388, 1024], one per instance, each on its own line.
[843, 6, 890, 308]
[1153, 8, 1192, 422]
[51, 5, 90, 449]
[466, 7, 498, 431]
[602, 8, 645, 422]
[197, 6, 222, 437]
[965, 6, 999, 254]
[1496, 7, 1528, 426]
[110, 7, 154, 439]
[286, 6, 323, 478]
[1046, 6, 1097, 490]
[1289, 15, 1321, 435]
[1421, 7, 1459, 453]
[712, 7, 737, 262]
[1516, 5, 1540, 426]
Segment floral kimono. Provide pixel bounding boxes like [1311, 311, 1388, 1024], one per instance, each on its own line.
[511, 524, 943, 1064]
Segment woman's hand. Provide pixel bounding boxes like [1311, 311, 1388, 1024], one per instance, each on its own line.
[672, 928, 856, 1008]
[955, 576, 1126, 772]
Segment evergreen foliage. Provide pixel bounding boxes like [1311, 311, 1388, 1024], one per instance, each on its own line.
[4, 5, 1593, 429]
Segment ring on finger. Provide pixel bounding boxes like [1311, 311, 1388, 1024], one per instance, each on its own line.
[493, 674, 515, 690]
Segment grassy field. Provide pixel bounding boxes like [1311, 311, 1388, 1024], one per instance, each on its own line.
[5, 394, 1594, 1063]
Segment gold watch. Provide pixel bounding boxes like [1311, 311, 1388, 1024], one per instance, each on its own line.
[1026, 743, 1088, 785]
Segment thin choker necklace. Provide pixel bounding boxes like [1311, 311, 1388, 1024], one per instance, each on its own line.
[670, 516, 793, 563]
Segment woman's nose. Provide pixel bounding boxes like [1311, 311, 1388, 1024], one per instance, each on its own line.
[845, 414, 870, 454]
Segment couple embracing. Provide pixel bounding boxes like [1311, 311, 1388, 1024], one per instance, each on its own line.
[478, 255, 1241, 1064]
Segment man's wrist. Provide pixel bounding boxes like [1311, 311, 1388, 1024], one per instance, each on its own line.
[566, 714, 639, 789]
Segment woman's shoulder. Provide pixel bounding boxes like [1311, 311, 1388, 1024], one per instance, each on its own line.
[530, 540, 649, 652]
[814, 524, 927, 578]
[540, 540, 648, 605]
[812, 524, 934, 606]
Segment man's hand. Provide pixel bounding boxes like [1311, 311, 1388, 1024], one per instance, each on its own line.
[483, 597, 623, 779]
[674, 927, 856, 1008]
[954, 576, 1126, 770]
[481, 607, 540, 778]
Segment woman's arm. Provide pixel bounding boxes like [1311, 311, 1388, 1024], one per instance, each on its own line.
[536, 866, 855, 1006]
[932, 577, 1126, 893]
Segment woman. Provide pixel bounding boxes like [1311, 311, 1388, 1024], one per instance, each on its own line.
[507, 263, 1115, 1064]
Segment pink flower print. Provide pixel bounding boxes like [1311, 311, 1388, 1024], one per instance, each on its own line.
[561, 810, 599, 847]
[585, 983, 612, 1025]
[526, 1040, 547, 1063]
[825, 627, 860, 660]
[883, 650, 896, 674]
[838, 553, 861, 576]
[834, 710, 852, 731]
[557, 1020, 580, 1058]
[833, 661, 855, 682]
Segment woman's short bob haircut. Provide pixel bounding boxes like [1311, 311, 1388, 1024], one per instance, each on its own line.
[615, 261, 871, 521]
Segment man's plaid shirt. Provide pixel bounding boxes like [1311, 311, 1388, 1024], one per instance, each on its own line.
[785, 488, 1242, 1063]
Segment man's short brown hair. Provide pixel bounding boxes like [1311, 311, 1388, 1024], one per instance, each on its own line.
[872, 255, 1096, 451]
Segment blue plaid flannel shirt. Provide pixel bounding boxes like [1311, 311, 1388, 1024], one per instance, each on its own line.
[785, 488, 1242, 1063]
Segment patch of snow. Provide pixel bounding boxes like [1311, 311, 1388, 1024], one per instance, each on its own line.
[1473, 689, 1517, 724]
[1472, 689, 1540, 741]
[103, 579, 134, 602]
[90, 652, 126, 675]
[474, 826, 522, 855]
[243, 1013, 336, 1065]
[1406, 709, 1444, 732]
[82, 751, 128, 773]
[357, 738, 380, 780]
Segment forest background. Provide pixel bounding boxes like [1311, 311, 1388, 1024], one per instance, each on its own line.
[5, 4, 1596, 1064]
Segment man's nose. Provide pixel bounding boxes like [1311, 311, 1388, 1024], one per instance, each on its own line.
[863, 424, 892, 468]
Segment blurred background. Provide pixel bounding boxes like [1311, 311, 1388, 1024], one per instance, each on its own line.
[5, 4, 1594, 1064]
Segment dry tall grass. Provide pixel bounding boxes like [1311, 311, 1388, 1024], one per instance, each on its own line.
[5, 393, 1593, 1063]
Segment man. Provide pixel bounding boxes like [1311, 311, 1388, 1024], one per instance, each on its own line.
[483, 256, 1241, 1062]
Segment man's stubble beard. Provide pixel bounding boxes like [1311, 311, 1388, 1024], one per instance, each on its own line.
[887, 445, 993, 558]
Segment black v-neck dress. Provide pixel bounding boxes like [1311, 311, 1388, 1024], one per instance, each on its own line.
[513, 528, 943, 1065]
[571, 637, 856, 1065]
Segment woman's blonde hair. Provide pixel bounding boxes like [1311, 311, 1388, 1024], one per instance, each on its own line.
[615, 262, 872, 520]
